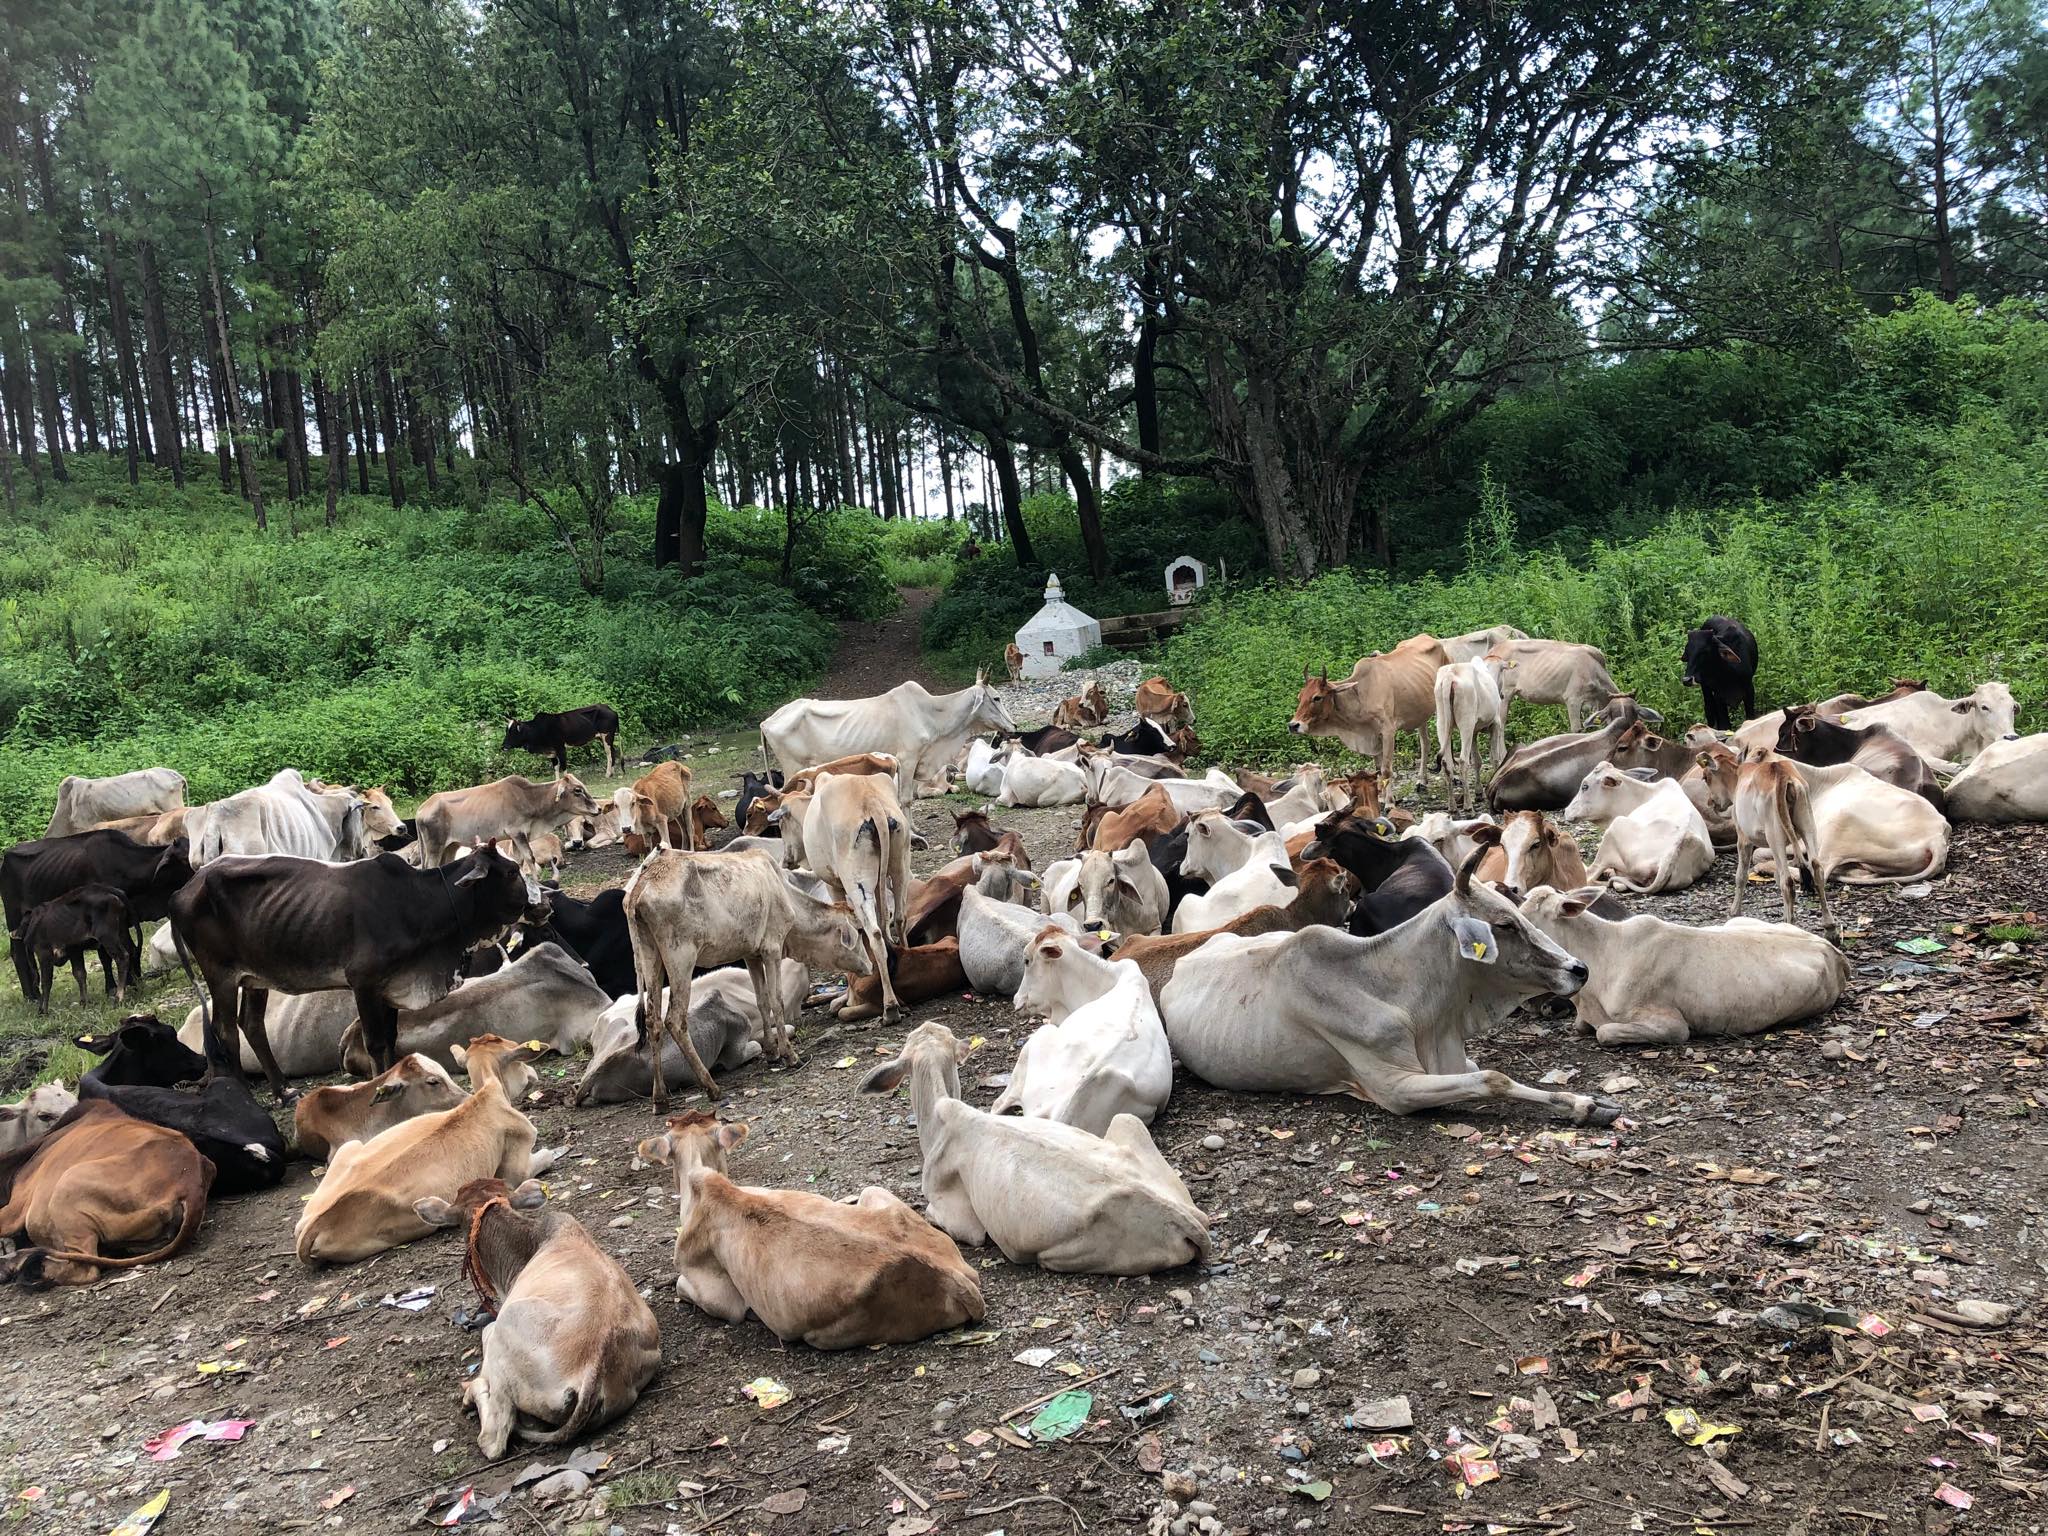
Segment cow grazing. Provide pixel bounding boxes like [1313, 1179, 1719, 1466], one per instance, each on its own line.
[1113, 858, 1357, 1003]
[1519, 885, 1849, 1047]
[294, 1054, 467, 1161]
[806, 773, 913, 1020]
[1303, 812, 1455, 936]
[1044, 844, 1170, 938]
[503, 705, 620, 777]
[1697, 747, 1948, 885]
[1562, 767, 1715, 894]
[958, 882, 1084, 996]
[74, 1016, 287, 1195]
[337, 942, 614, 1078]
[860, 1023, 1208, 1274]
[1485, 640, 1623, 733]
[46, 768, 187, 839]
[1840, 681, 2017, 766]
[1434, 660, 1507, 812]
[1775, 706, 1945, 810]
[1051, 681, 1111, 732]
[761, 675, 1014, 801]
[624, 852, 871, 1105]
[641, 1112, 983, 1347]
[0, 1082, 77, 1155]
[4, 831, 193, 1001]
[415, 775, 602, 871]
[573, 962, 806, 1105]
[294, 1078, 559, 1264]
[414, 1177, 660, 1455]
[20, 885, 137, 1011]
[1289, 634, 1450, 791]
[1159, 849, 1614, 1122]
[832, 939, 968, 1024]
[1690, 748, 1838, 940]
[0, 1100, 214, 1286]
[1133, 677, 1194, 731]
[998, 753, 1088, 807]
[1947, 733, 2048, 822]
[1486, 697, 1648, 811]
[1440, 624, 1531, 664]
[999, 928, 1173, 1133]
[172, 842, 541, 1100]
[1681, 617, 1760, 731]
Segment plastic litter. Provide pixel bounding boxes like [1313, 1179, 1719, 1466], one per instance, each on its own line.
[144, 1418, 255, 1461]
[742, 1376, 792, 1410]
[108, 1491, 169, 1536]
[381, 1285, 437, 1312]
[1026, 1390, 1092, 1441]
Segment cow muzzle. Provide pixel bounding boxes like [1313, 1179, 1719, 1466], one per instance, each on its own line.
[1554, 959, 1590, 996]
[1287, 720, 1306, 735]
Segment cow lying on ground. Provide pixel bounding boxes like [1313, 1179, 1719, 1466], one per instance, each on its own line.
[640, 1112, 984, 1348]
[294, 1078, 561, 1264]
[1731, 679, 1926, 753]
[1774, 706, 1945, 809]
[1562, 767, 1714, 894]
[453, 1034, 553, 1102]
[1158, 849, 1618, 1125]
[336, 943, 611, 1077]
[21, 885, 136, 1011]
[180, 989, 357, 1079]
[511, 888, 634, 999]
[1485, 698, 1647, 811]
[998, 752, 1088, 807]
[0, 1082, 77, 1155]
[860, 1023, 1209, 1275]
[1302, 812, 1454, 936]
[45, 768, 187, 838]
[416, 775, 602, 871]
[75, 1016, 286, 1195]
[1518, 885, 1848, 1047]
[831, 939, 968, 1024]
[1947, 734, 2048, 822]
[294, 1053, 467, 1161]
[0, 1100, 214, 1285]
[503, 705, 620, 777]
[415, 1176, 661, 1454]
[958, 881, 1085, 996]
[1042, 844, 1170, 938]
[1841, 681, 2016, 766]
[572, 962, 807, 1105]
[999, 928, 1173, 1133]
[1051, 681, 1110, 731]
[1133, 677, 1194, 731]
[1112, 859, 1357, 1003]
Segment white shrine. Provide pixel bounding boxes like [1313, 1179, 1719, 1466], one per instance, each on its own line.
[1164, 555, 1207, 605]
[1014, 572, 1101, 679]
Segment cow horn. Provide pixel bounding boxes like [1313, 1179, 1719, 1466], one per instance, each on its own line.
[1317, 666, 1329, 683]
[1454, 845, 1488, 896]
[1302, 664, 1312, 684]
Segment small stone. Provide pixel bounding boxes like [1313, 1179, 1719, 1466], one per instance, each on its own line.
[1187, 1501, 1217, 1517]
[1291, 1399, 1313, 1417]
[1162, 1470, 1199, 1499]
[607, 1215, 633, 1228]
[1214, 1118, 1237, 1132]
[1908, 1198, 1933, 1214]
[1171, 1519, 1191, 1536]
[931, 1398, 959, 1429]
[1291, 1368, 1322, 1390]
[1201, 1135, 1226, 1152]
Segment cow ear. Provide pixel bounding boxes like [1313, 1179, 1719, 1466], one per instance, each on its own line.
[1469, 824, 1502, 847]
[509, 1179, 546, 1209]
[858, 1056, 910, 1095]
[118, 1022, 156, 1051]
[634, 1133, 673, 1167]
[1037, 940, 1063, 958]
[1796, 714, 1817, 732]
[1716, 643, 1742, 667]
[1451, 915, 1498, 963]
[73, 1032, 115, 1056]
[1270, 865, 1299, 888]
[1559, 884, 1605, 917]
[414, 1196, 457, 1227]
[714, 1121, 750, 1151]
[1950, 699, 1972, 714]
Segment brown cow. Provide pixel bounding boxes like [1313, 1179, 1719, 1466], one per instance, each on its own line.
[1774, 706, 1945, 810]
[293, 1053, 467, 1161]
[1607, 721, 1696, 781]
[1005, 642, 1026, 683]
[784, 752, 900, 797]
[1289, 634, 1450, 791]
[1133, 677, 1193, 730]
[0, 1101, 213, 1286]
[1113, 858, 1358, 1003]
[1090, 785, 1184, 852]
[1051, 682, 1111, 732]
[1696, 747, 1838, 941]
[625, 761, 696, 851]
[832, 937, 969, 1023]
[416, 775, 602, 869]
[905, 850, 1026, 945]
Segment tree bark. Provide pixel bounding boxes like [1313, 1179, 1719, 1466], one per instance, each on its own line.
[201, 215, 266, 527]
[347, 373, 370, 493]
[136, 240, 184, 487]
[375, 356, 405, 508]
[99, 221, 150, 475]
[984, 432, 1036, 567]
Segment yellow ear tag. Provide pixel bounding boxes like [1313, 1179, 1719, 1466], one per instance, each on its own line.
[1472, 941, 1487, 959]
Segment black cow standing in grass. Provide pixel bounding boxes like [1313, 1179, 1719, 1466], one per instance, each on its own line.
[1681, 617, 1760, 731]
[503, 704, 619, 777]
[2, 831, 192, 1002]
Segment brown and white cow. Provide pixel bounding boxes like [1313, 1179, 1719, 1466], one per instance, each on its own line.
[625, 761, 696, 851]
[1289, 634, 1450, 790]
[1774, 706, 1945, 810]
[415, 775, 602, 870]
[1051, 681, 1111, 732]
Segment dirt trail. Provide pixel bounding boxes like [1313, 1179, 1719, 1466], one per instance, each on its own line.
[811, 586, 944, 698]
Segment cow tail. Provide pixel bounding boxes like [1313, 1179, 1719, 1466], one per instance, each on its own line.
[1779, 774, 1819, 890]
[36, 1184, 209, 1271]
[855, 817, 880, 851]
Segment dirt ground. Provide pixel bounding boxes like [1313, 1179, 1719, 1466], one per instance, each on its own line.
[2, 652, 2045, 1535]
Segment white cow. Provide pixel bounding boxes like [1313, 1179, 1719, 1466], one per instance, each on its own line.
[997, 929, 1173, 1133]
[335, 943, 615, 1077]
[998, 753, 1088, 807]
[46, 768, 187, 838]
[1078, 751, 1239, 813]
[1259, 764, 1342, 826]
[1439, 625, 1530, 664]
[957, 883, 1084, 996]
[761, 675, 1016, 800]
[1158, 854, 1617, 1123]
[1841, 682, 2017, 766]
[1178, 810, 1287, 885]
[181, 989, 358, 1078]
[860, 1023, 1208, 1275]
[1406, 812, 1499, 871]
[962, 738, 1009, 797]
[1946, 733, 2048, 822]
[572, 963, 808, 1105]
[1040, 844, 1169, 938]
[1486, 640, 1626, 732]
[1433, 659, 1508, 812]
[193, 769, 375, 864]
[1562, 767, 1715, 894]
[1519, 885, 1849, 1048]
[1783, 760, 1950, 883]
[1172, 859, 1300, 933]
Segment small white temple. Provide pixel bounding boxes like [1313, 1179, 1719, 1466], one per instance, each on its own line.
[1164, 555, 1207, 606]
[1015, 572, 1101, 679]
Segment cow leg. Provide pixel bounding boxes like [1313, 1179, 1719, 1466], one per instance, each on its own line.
[354, 988, 400, 1074]
[653, 941, 720, 1107]
[237, 986, 294, 1103]
[8, 930, 36, 1002]
[601, 734, 616, 778]
[1729, 836, 1753, 920]
[1592, 1009, 1690, 1048]
[1411, 724, 1430, 794]
[69, 951, 89, 1007]
[1566, 698, 1583, 733]
[35, 951, 54, 1014]
[97, 941, 120, 1000]
[1797, 837, 1840, 943]
[1367, 1061, 1622, 1127]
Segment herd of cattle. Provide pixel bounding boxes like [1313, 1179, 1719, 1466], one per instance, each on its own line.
[1, 616, 2045, 1460]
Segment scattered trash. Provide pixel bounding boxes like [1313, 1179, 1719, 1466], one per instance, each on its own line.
[743, 1377, 792, 1410]
[381, 1285, 436, 1312]
[108, 1491, 170, 1536]
[1026, 1390, 1092, 1441]
[1449, 1446, 1499, 1487]
[432, 1487, 502, 1526]
[1135, 1432, 1165, 1472]
[1012, 1347, 1057, 1368]
[193, 1358, 248, 1376]
[1348, 1395, 1414, 1430]
[1932, 1482, 1974, 1510]
[1293, 1480, 1333, 1501]
[1664, 1408, 1739, 1446]
[1895, 936, 1947, 955]
[320, 1486, 356, 1512]
[1515, 1356, 1550, 1375]
[817, 1433, 851, 1454]
[1120, 1391, 1174, 1424]
[1562, 1265, 1602, 1288]
[1946, 1299, 2015, 1326]
[144, 1418, 255, 1461]
[1599, 1074, 1640, 1094]
[1857, 1313, 1892, 1337]
[886, 1518, 935, 1536]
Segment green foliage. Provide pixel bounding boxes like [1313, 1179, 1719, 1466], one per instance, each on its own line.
[0, 461, 834, 842]
[876, 518, 970, 588]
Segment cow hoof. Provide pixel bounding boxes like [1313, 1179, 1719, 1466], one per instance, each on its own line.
[1579, 1096, 1623, 1127]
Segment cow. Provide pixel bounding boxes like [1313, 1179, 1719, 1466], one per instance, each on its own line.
[1774, 706, 1945, 810]
[640, 1112, 983, 1347]
[1097, 719, 1177, 759]
[20, 885, 137, 1011]
[5, 833, 191, 1003]
[413, 1177, 660, 1454]
[1691, 748, 1838, 940]
[760, 674, 1015, 801]
[1289, 635, 1451, 791]
[952, 809, 1003, 856]
[998, 753, 1088, 807]
[805, 774, 913, 1022]
[294, 1054, 468, 1161]
[1004, 642, 1026, 682]
[783, 752, 901, 797]
[1605, 721, 1696, 781]
[1486, 697, 1649, 811]
[1302, 812, 1455, 937]
[1840, 681, 2018, 766]
[293, 1078, 561, 1265]
[1699, 746, 1947, 884]
[1112, 858, 1357, 1002]
[193, 769, 377, 865]
[1051, 681, 1111, 732]
[1434, 660, 1508, 812]
[1519, 885, 1849, 1048]
[1731, 680, 1927, 753]
[1015, 724, 1084, 755]
[1259, 764, 1343, 826]
[1485, 640, 1623, 733]
[623, 761, 696, 852]
[73, 1015, 287, 1195]
[1562, 767, 1715, 894]
[1681, 617, 1760, 731]
[0, 1100, 214, 1286]
[831, 939, 968, 1024]
[502, 705, 620, 777]
[1132, 677, 1194, 732]
[180, 989, 358, 1079]
[415, 774, 602, 871]
[1043, 843, 1171, 939]
[1170, 859, 1295, 934]
[170, 842, 542, 1101]
[1407, 812, 1500, 873]
[998, 928, 1173, 1133]
[962, 738, 1008, 797]
[508, 889, 633, 999]
[1177, 809, 1288, 886]
[337, 942, 613, 1078]
[735, 771, 785, 835]
[903, 850, 1017, 946]
[1946, 734, 2048, 822]
[572, 962, 807, 1105]
[44, 768, 187, 839]
[1159, 849, 1614, 1123]
[0, 1082, 77, 1155]
[860, 1023, 1208, 1275]
[1440, 624, 1531, 664]
[624, 852, 872, 1106]
[958, 882, 1084, 996]
[761, 787, 813, 868]
[88, 807, 190, 845]
[1078, 748, 1238, 814]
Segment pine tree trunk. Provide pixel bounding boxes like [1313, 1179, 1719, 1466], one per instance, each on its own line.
[375, 358, 405, 508]
[984, 433, 1036, 567]
[137, 240, 184, 487]
[99, 221, 151, 474]
[2, 325, 39, 477]
[346, 373, 370, 492]
[939, 436, 956, 522]
[201, 214, 266, 527]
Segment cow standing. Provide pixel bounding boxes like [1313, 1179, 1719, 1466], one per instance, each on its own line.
[1681, 617, 1759, 731]
[503, 705, 620, 777]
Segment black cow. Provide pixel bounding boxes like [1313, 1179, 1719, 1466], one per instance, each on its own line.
[375, 818, 417, 853]
[1303, 812, 1455, 937]
[503, 704, 620, 776]
[735, 770, 785, 836]
[169, 842, 541, 1101]
[21, 885, 137, 1012]
[1097, 720, 1175, 758]
[2, 832, 192, 1000]
[1681, 617, 1759, 731]
[1221, 792, 1276, 832]
[1145, 822, 1211, 925]
[74, 1015, 286, 1195]
[508, 886, 633, 998]
[1012, 725, 1081, 755]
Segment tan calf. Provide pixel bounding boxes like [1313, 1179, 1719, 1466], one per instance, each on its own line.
[1289, 633, 1449, 791]
[1133, 677, 1193, 730]
[1695, 747, 1838, 941]
[452, 1034, 555, 1102]
[784, 751, 900, 796]
[641, 1112, 983, 1348]
[833, 938, 968, 1023]
[415, 1178, 661, 1456]
[293, 1053, 467, 1161]
[416, 774, 601, 869]
[806, 773, 913, 1020]
[1090, 784, 1183, 852]
[1051, 681, 1111, 731]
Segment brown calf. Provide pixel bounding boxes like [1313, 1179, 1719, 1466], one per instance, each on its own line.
[834, 937, 968, 1023]
[1696, 746, 1838, 941]
[1090, 784, 1184, 851]
[1113, 858, 1358, 1002]
[294, 1053, 467, 1161]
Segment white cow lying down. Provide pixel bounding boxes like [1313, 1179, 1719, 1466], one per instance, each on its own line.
[572, 963, 809, 1105]
[861, 1023, 1208, 1275]
[997, 927, 1173, 1134]
[1563, 766, 1714, 894]
[1518, 885, 1849, 1047]
[1946, 733, 2048, 822]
